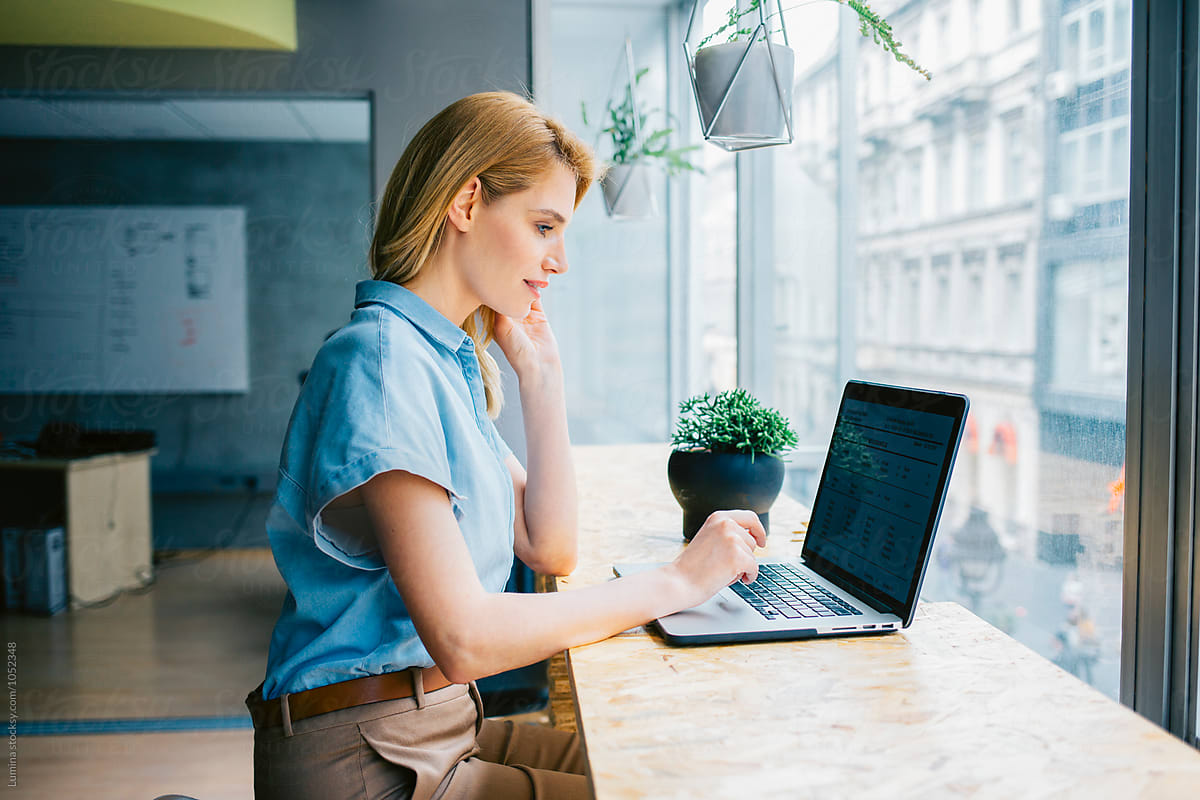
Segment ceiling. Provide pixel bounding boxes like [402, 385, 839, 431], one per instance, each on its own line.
[0, 96, 369, 142]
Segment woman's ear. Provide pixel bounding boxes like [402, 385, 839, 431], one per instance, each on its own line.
[446, 176, 482, 233]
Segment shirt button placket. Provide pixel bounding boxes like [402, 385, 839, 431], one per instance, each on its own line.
[458, 340, 489, 433]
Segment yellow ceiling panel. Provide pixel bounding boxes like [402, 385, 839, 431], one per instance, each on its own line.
[2, 0, 297, 51]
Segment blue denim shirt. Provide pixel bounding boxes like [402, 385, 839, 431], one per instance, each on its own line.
[261, 280, 515, 700]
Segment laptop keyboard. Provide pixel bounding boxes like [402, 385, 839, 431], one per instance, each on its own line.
[730, 563, 863, 621]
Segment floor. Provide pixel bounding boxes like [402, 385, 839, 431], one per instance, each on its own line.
[3, 546, 548, 800]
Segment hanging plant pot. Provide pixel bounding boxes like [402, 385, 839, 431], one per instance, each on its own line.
[683, 0, 794, 151]
[683, 0, 930, 152]
[693, 40, 794, 143]
[600, 162, 658, 220]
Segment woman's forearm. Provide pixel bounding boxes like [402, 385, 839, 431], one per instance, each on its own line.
[445, 563, 694, 683]
[518, 367, 579, 570]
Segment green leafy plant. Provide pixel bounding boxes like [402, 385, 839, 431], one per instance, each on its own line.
[671, 388, 799, 460]
[698, 0, 931, 81]
[582, 67, 702, 177]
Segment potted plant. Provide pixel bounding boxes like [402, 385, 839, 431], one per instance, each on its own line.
[668, 388, 799, 541]
[584, 64, 701, 219]
[686, 0, 930, 148]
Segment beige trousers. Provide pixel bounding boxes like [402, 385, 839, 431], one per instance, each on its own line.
[245, 677, 591, 800]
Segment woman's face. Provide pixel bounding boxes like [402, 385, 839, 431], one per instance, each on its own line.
[458, 164, 576, 320]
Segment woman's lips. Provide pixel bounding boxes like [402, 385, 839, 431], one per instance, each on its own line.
[524, 279, 547, 298]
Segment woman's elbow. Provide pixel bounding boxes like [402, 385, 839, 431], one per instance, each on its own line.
[543, 553, 578, 576]
[524, 546, 577, 577]
[438, 658, 480, 686]
[429, 632, 485, 685]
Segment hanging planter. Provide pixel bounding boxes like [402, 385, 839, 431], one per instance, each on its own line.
[693, 39, 795, 144]
[600, 162, 658, 219]
[683, 0, 932, 152]
[684, 0, 794, 151]
[584, 38, 701, 221]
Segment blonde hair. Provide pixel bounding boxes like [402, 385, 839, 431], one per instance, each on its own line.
[370, 91, 597, 418]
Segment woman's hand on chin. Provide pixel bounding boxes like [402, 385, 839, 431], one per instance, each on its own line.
[493, 298, 563, 387]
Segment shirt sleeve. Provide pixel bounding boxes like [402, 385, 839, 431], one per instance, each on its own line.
[300, 317, 463, 572]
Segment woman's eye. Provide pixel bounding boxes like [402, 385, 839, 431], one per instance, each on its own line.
[536, 224, 553, 236]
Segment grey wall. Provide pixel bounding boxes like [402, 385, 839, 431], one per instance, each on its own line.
[0, 0, 532, 491]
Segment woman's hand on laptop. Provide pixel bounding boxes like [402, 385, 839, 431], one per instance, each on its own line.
[668, 510, 767, 608]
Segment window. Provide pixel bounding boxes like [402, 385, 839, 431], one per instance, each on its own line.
[548, 3, 677, 441]
[936, 141, 953, 217]
[999, 245, 1026, 348]
[903, 258, 921, 345]
[770, 0, 843, 457]
[968, 131, 987, 210]
[906, 149, 923, 222]
[1064, 19, 1081, 75]
[1005, 115, 1025, 202]
[931, 254, 952, 343]
[697, 147, 737, 393]
[1087, 8, 1106, 72]
[1110, 124, 1129, 193]
[962, 250, 987, 348]
[1112, 0, 1130, 66]
[938, 12, 952, 68]
[882, 170, 898, 227]
[766, 0, 1132, 703]
[1084, 130, 1104, 195]
[1061, 138, 1079, 195]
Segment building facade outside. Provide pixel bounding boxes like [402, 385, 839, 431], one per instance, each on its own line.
[777, 0, 1129, 697]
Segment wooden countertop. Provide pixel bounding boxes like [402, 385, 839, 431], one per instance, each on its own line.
[553, 443, 1200, 799]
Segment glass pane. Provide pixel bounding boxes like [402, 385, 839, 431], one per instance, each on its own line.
[773, 0, 842, 498]
[694, 147, 737, 394]
[549, 5, 672, 442]
[1065, 20, 1081, 75]
[687, 0, 742, 396]
[780, 0, 1131, 700]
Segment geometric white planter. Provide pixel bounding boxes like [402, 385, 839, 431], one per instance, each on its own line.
[684, 0, 794, 151]
[694, 41, 794, 143]
[600, 162, 658, 220]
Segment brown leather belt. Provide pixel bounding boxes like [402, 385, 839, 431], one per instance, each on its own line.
[250, 666, 454, 729]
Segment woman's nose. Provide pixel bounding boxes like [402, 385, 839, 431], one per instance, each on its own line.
[545, 249, 568, 275]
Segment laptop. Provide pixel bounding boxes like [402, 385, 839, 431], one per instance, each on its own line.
[614, 380, 969, 645]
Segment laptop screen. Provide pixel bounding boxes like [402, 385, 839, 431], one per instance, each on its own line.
[802, 382, 967, 622]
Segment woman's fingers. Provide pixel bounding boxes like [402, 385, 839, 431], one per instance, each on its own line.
[706, 509, 768, 548]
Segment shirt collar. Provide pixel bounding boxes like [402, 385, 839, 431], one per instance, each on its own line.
[354, 280, 472, 352]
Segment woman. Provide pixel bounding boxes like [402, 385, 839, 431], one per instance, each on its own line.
[244, 91, 766, 800]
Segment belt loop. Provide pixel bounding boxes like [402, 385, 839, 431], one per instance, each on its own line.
[280, 692, 295, 737]
[410, 667, 426, 709]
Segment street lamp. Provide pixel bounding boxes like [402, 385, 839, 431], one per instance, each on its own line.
[948, 506, 1007, 612]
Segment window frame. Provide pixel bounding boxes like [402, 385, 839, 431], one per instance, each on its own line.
[1122, 0, 1200, 743]
[664, 0, 1200, 743]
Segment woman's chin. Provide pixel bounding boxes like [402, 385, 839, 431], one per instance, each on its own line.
[506, 300, 534, 319]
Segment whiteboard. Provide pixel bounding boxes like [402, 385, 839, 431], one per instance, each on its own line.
[0, 206, 248, 393]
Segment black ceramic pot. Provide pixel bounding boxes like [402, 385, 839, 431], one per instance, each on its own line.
[667, 449, 785, 542]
